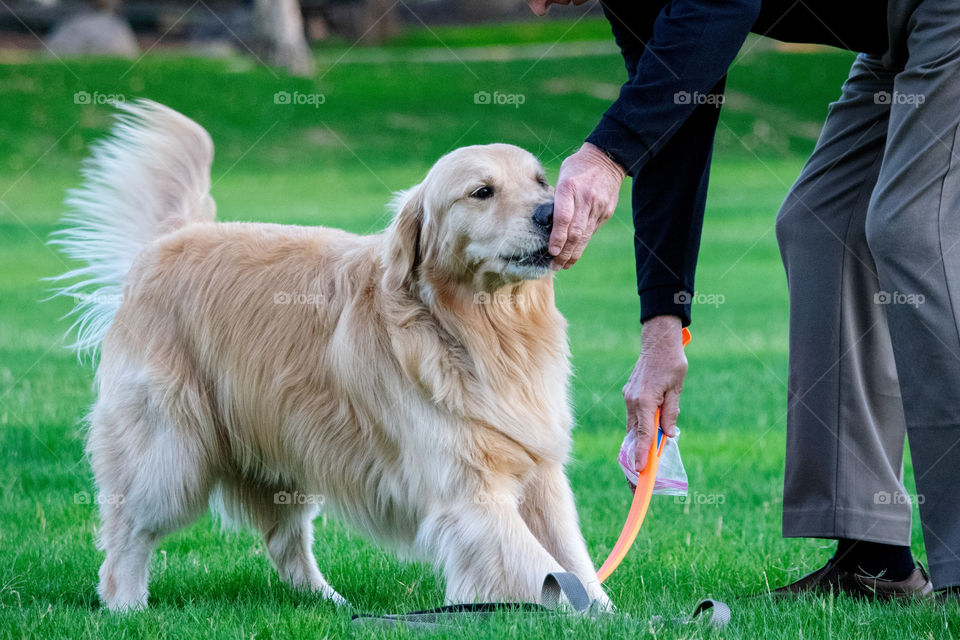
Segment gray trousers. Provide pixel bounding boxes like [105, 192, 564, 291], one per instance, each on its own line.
[775, 0, 960, 589]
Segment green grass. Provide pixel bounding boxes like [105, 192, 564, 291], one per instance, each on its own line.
[1, 18, 956, 639]
[362, 15, 618, 49]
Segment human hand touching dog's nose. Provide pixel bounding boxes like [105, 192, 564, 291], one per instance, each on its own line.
[525, 0, 591, 17]
[548, 143, 625, 270]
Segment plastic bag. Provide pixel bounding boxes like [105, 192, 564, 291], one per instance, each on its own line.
[617, 428, 689, 496]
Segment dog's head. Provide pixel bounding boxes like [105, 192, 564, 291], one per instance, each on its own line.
[383, 144, 554, 297]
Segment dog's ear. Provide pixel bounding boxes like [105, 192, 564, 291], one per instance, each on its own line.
[382, 185, 425, 291]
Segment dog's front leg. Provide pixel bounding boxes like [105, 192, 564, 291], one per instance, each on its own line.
[416, 499, 565, 605]
[519, 464, 612, 609]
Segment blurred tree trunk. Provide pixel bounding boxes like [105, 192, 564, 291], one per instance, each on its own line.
[252, 0, 316, 77]
[46, 0, 138, 57]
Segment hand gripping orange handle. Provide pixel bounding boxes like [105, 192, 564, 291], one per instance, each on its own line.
[596, 327, 691, 583]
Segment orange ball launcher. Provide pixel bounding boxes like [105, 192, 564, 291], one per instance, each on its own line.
[596, 327, 691, 583]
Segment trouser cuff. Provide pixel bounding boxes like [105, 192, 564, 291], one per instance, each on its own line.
[929, 558, 960, 590]
[783, 506, 911, 546]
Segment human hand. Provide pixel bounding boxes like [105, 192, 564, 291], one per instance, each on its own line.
[548, 142, 625, 270]
[623, 315, 687, 472]
[525, 0, 591, 17]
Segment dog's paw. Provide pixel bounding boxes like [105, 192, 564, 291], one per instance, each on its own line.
[591, 591, 616, 613]
[319, 585, 349, 607]
[102, 595, 149, 613]
[586, 583, 615, 613]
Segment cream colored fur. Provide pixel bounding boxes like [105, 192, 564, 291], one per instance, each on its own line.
[54, 100, 609, 611]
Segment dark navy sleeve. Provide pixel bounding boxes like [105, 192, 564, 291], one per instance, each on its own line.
[585, 0, 761, 326]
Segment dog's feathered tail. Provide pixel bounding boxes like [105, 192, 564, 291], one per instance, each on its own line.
[49, 99, 216, 360]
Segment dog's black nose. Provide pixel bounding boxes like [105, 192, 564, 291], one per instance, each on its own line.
[532, 201, 554, 232]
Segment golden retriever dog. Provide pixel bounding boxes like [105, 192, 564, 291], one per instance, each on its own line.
[53, 100, 609, 611]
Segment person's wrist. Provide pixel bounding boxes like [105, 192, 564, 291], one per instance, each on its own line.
[580, 142, 626, 182]
[640, 315, 682, 348]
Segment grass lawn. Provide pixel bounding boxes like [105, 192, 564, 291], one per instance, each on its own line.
[1, 16, 956, 639]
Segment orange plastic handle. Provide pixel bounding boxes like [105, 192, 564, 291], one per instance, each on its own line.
[596, 327, 691, 583]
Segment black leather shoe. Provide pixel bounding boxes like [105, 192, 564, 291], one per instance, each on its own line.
[853, 565, 934, 600]
[769, 560, 932, 600]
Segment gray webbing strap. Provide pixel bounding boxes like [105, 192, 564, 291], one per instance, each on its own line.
[541, 572, 731, 628]
[540, 572, 593, 612]
[650, 597, 732, 628]
[350, 572, 732, 629]
[688, 598, 732, 628]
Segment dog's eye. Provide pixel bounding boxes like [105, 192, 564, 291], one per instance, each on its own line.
[470, 185, 494, 200]
[536, 176, 548, 188]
